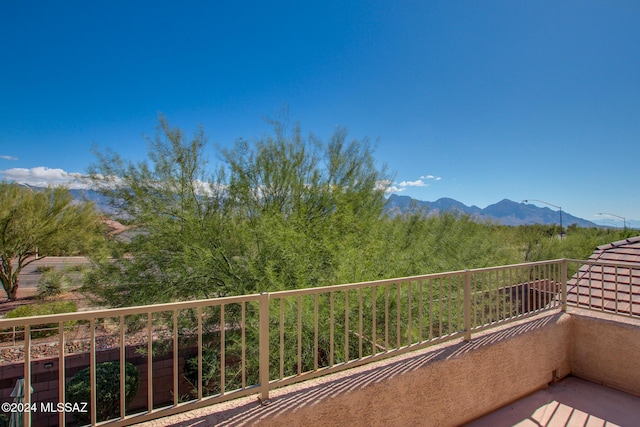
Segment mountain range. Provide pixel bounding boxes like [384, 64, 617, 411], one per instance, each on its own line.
[384, 194, 598, 227]
[69, 188, 618, 228]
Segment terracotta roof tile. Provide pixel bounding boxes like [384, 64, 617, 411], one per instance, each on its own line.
[567, 236, 640, 317]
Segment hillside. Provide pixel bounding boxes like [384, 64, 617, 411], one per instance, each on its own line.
[385, 194, 598, 227]
[68, 188, 601, 228]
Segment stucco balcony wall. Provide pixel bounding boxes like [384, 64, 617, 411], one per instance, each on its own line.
[148, 309, 640, 427]
[570, 311, 640, 396]
[262, 312, 573, 427]
[148, 311, 574, 427]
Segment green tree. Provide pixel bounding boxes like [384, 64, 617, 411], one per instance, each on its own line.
[85, 117, 389, 306]
[86, 117, 241, 305]
[222, 122, 388, 291]
[0, 182, 103, 300]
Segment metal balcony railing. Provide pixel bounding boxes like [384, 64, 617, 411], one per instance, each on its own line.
[0, 259, 637, 426]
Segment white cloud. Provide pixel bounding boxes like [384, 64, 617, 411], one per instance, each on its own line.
[388, 174, 443, 193]
[1, 167, 90, 189]
[0, 155, 18, 161]
[398, 179, 429, 187]
[385, 186, 404, 193]
[420, 175, 441, 181]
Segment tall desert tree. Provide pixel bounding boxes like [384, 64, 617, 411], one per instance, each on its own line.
[85, 116, 389, 306]
[0, 182, 103, 300]
[221, 122, 389, 291]
[86, 117, 242, 305]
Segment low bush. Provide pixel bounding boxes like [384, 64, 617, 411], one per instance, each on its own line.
[37, 270, 71, 300]
[3, 301, 77, 338]
[34, 265, 54, 273]
[66, 361, 139, 424]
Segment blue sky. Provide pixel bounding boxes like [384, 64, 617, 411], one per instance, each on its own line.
[1, 1, 639, 226]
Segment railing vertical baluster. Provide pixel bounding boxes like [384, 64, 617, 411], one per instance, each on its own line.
[464, 270, 471, 341]
[120, 315, 126, 418]
[173, 310, 179, 405]
[561, 260, 567, 312]
[480, 273, 485, 326]
[197, 307, 203, 400]
[419, 280, 424, 343]
[457, 276, 462, 334]
[407, 281, 412, 345]
[517, 267, 521, 314]
[372, 287, 377, 355]
[241, 302, 246, 389]
[503, 269, 508, 319]
[345, 290, 349, 362]
[59, 321, 66, 426]
[279, 299, 285, 379]
[439, 278, 443, 337]
[220, 304, 226, 394]
[537, 264, 542, 312]
[90, 318, 97, 425]
[259, 293, 270, 402]
[428, 278, 433, 341]
[397, 283, 401, 348]
[359, 288, 363, 357]
[448, 277, 453, 333]
[330, 291, 334, 366]
[385, 285, 389, 349]
[491, 270, 497, 323]
[24, 325, 31, 427]
[314, 294, 319, 370]
[552, 263, 562, 307]
[147, 312, 153, 411]
[297, 295, 302, 375]
[471, 274, 477, 327]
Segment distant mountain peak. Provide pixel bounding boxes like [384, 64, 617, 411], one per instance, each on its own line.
[384, 194, 597, 227]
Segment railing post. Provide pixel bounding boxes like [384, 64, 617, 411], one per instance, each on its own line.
[259, 292, 270, 403]
[464, 270, 472, 341]
[561, 259, 568, 312]
[24, 325, 32, 427]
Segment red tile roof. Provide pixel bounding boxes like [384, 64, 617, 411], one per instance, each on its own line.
[567, 236, 640, 316]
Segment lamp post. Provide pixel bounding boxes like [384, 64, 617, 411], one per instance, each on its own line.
[522, 199, 563, 239]
[597, 212, 627, 230]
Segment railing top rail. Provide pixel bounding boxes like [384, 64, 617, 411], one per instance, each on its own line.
[0, 292, 262, 328]
[7, 258, 636, 327]
[268, 259, 567, 298]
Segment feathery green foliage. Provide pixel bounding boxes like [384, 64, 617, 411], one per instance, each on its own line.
[0, 182, 103, 300]
[85, 117, 389, 305]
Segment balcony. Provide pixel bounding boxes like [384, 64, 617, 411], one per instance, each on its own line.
[1, 259, 639, 426]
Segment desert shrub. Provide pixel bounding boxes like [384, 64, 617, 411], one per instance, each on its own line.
[183, 343, 222, 398]
[37, 270, 71, 300]
[66, 361, 139, 424]
[64, 264, 88, 273]
[3, 301, 77, 338]
[34, 265, 54, 273]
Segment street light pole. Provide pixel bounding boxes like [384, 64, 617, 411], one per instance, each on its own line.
[597, 212, 627, 230]
[522, 199, 563, 239]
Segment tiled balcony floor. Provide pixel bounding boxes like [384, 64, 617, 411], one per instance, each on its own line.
[466, 376, 640, 427]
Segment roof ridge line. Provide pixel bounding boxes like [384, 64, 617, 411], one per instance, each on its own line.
[595, 235, 640, 250]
